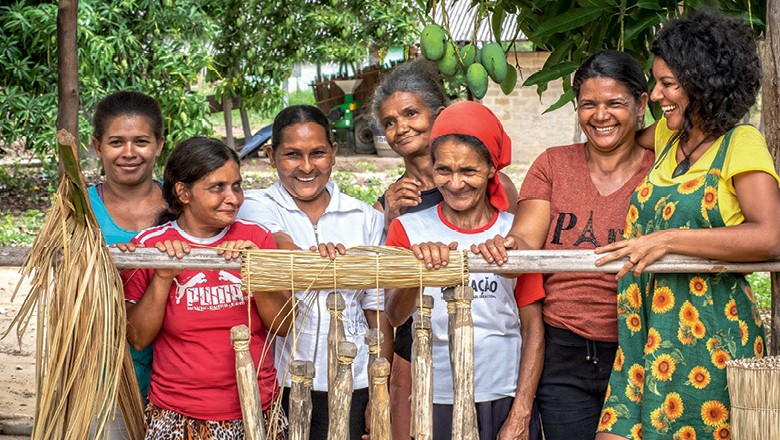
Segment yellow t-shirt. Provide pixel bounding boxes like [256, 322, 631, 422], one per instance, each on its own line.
[649, 118, 780, 226]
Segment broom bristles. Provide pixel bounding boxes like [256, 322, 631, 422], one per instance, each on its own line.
[7, 177, 135, 439]
[726, 356, 780, 440]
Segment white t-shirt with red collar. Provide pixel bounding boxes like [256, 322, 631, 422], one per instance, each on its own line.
[123, 219, 279, 420]
[386, 204, 545, 404]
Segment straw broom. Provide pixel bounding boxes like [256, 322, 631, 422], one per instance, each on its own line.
[4, 131, 143, 438]
[726, 356, 780, 439]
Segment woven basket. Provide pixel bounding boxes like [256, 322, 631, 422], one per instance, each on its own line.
[726, 356, 780, 439]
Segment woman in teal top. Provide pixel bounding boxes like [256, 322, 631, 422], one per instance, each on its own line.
[89, 91, 166, 434]
[595, 12, 780, 440]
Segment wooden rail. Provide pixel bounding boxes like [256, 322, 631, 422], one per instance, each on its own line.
[2, 246, 780, 274]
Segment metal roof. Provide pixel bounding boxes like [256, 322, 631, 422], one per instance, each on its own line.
[430, 1, 526, 43]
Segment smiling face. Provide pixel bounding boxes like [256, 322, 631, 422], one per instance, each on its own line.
[177, 160, 243, 238]
[577, 77, 647, 154]
[650, 57, 690, 131]
[92, 114, 164, 187]
[269, 121, 336, 212]
[379, 91, 440, 157]
[433, 137, 495, 214]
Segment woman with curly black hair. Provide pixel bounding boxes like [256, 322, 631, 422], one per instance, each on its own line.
[594, 11, 780, 439]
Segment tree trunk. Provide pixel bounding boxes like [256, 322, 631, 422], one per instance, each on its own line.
[223, 94, 235, 150]
[765, 0, 780, 356]
[241, 107, 252, 139]
[56, 0, 79, 173]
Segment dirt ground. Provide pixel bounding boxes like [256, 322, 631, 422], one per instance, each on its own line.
[0, 268, 34, 439]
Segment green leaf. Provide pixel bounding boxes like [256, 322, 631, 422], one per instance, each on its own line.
[491, 5, 506, 44]
[542, 88, 575, 114]
[623, 12, 662, 42]
[530, 7, 606, 38]
[636, 0, 663, 10]
[523, 61, 578, 87]
[542, 39, 574, 70]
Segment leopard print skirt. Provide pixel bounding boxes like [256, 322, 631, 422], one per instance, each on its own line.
[144, 402, 288, 439]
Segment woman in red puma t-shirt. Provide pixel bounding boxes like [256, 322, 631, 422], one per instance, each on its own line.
[121, 137, 292, 439]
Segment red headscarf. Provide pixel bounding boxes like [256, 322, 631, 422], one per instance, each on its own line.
[429, 100, 512, 211]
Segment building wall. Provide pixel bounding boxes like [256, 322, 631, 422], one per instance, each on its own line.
[480, 51, 581, 170]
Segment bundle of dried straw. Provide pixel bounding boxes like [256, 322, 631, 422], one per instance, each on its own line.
[4, 131, 143, 439]
[726, 356, 780, 439]
[241, 246, 468, 292]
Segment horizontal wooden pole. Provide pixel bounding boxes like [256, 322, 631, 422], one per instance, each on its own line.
[2, 246, 780, 274]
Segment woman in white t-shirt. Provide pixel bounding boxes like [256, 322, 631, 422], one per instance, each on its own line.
[385, 101, 545, 440]
[239, 105, 391, 440]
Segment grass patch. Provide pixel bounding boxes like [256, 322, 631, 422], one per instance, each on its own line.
[0, 209, 46, 246]
[331, 171, 384, 205]
[747, 272, 771, 309]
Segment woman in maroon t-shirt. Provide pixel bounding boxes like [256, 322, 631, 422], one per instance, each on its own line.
[474, 51, 654, 440]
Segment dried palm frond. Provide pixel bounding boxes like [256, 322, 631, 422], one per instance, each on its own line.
[241, 246, 468, 292]
[726, 356, 780, 440]
[3, 130, 141, 439]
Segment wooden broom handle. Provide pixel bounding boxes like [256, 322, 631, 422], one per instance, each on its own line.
[365, 327, 383, 400]
[289, 360, 315, 440]
[326, 292, 347, 423]
[412, 313, 433, 440]
[327, 341, 357, 440]
[230, 325, 266, 440]
[444, 286, 478, 440]
[369, 357, 392, 440]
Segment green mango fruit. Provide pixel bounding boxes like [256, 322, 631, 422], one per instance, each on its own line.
[459, 44, 478, 69]
[420, 24, 446, 61]
[500, 64, 518, 95]
[482, 43, 507, 83]
[437, 42, 459, 77]
[466, 63, 489, 99]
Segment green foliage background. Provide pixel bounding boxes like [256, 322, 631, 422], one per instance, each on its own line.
[1, 0, 215, 160]
[0, 0, 417, 163]
[416, 0, 765, 112]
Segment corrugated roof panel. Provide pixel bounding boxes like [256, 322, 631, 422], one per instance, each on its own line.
[431, 0, 525, 43]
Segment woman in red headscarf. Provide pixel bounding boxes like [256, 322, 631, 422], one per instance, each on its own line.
[384, 101, 545, 440]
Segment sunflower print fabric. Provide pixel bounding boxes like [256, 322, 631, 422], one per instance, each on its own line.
[597, 129, 765, 439]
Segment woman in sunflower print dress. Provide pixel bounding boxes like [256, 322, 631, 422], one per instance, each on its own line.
[594, 12, 780, 440]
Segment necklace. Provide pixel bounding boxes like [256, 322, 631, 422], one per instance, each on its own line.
[672, 136, 710, 178]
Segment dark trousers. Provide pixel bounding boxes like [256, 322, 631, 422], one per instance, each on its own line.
[535, 324, 617, 440]
[432, 397, 542, 440]
[281, 386, 369, 440]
